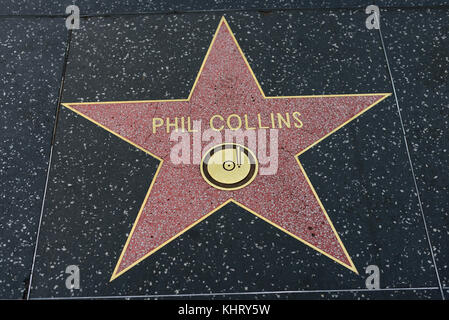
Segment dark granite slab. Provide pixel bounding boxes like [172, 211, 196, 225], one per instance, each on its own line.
[0, 18, 67, 299]
[381, 8, 449, 288]
[27, 11, 442, 299]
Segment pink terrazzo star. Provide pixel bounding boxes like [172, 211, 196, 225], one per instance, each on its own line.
[63, 17, 390, 280]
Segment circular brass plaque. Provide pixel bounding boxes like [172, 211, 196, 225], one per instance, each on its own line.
[200, 143, 258, 191]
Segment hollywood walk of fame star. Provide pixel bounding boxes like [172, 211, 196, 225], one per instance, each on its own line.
[62, 17, 390, 280]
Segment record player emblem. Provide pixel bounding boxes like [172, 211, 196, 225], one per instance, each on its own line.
[200, 143, 258, 191]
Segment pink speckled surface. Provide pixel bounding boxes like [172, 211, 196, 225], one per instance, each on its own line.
[67, 20, 387, 276]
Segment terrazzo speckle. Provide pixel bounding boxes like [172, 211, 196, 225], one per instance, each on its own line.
[382, 8, 449, 287]
[0, 18, 66, 299]
[62, 15, 220, 102]
[1, 1, 449, 16]
[28, 107, 160, 297]
[27, 11, 443, 299]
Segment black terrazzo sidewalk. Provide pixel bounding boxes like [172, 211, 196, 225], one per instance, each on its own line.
[0, 1, 447, 300]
